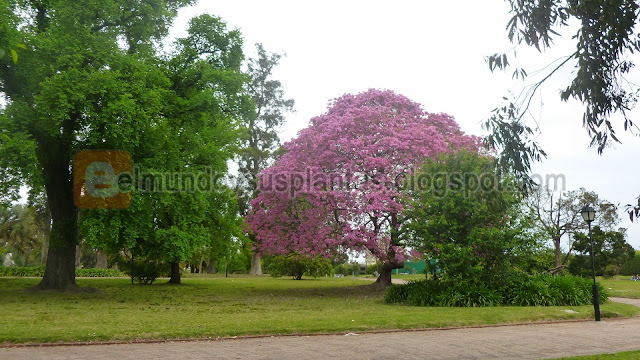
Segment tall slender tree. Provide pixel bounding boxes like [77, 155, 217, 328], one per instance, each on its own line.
[237, 43, 294, 275]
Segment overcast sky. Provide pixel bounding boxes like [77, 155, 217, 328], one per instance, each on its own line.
[169, 1, 640, 249]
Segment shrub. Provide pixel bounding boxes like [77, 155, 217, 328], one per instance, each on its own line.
[269, 255, 332, 280]
[366, 262, 382, 275]
[503, 275, 608, 306]
[385, 275, 607, 307]
[506, 276, 554, 306]
[439, 283, 503, 307]
[384, 279, 418, 304]
[386, 280, 503, 307]
[332, 264, 346, 276]
[0, 266, 46, 277]
[404, 280, 442, 306]
[76, 268, 122, 277]
[603, 264, 619, 279]
[333, 262, 361, 276]
[119, 258, 169, 285]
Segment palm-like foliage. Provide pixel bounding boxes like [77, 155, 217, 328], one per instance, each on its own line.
[0, 205, 46, 266]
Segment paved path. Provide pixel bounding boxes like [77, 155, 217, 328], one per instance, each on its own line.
[356, 276, 408, 285]
[3, 298, 640, 360]
[609, 297, 640, 307]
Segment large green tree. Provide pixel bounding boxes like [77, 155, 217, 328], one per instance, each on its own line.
[80, 14, 249, 285]
[405, 151, 541, 285]
[236, 43, 294, 275]
[568, 226, 634, 277]
[0, 0, 207, 290]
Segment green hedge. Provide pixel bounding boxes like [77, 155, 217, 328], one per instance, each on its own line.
[0, 266, 122, 277]
[385, 275, 608, 307]
[0, 266, 45, 277]
[76, 268, 123, 277]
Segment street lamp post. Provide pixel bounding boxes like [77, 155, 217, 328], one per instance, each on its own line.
[580, 205, 600, 321]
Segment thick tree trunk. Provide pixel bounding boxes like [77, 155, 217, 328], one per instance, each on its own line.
[374, 262, 403, 287]
[249, 252, 262, 275]
[38, 244, 77, 290]
[96, 250, 108, 268]
[168, 262, 181, 284]
[206, 262, 215, 274]
[35, 122, 78, 291]
[37, 179, 78, 290]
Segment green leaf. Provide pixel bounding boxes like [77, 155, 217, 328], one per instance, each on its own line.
[10, 49, 17, 64]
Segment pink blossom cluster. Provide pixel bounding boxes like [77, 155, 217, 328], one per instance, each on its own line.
[246, 89, 481, 264]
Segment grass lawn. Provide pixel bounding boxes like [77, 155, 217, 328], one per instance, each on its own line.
[556, 350, 640, 359]
[1, 276, 639, 344]
[600, 276, 640, 298]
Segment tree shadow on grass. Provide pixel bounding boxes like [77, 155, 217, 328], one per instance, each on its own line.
[249, 282, 387, 299]
[24, 284, 100, 293]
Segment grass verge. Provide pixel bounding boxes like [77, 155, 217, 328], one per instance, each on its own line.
[600, 276, 640, 298]
[555, 350, 640, 359]
[1, 276, 638, 344]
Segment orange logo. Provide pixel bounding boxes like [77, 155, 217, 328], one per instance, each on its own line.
[73, 151, 133, 209]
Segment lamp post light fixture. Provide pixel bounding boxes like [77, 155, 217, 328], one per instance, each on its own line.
[580, 205, 600, 321]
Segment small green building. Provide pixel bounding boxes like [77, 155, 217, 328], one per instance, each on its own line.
[393, 260, 441, 275]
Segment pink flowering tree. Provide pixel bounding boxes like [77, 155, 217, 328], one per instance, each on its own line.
[246, 89, 481, 286]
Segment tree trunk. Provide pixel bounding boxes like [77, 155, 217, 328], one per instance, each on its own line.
[206, 262, 215, 274]
[250, 252, 262, 275]
[35, 128, 78, 291]
[96, 250, 108, 268]
[37, 185, 78, 290]
[168, 262, 181, 284]
[374, 262, 403, 287]
[38, 245, 77, 290]
[554, 236, 562, 268]
[374, 214, 403, 287]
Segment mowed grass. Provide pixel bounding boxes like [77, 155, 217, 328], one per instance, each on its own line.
[1, 276, 638, 344]
[600, 276, 640, 298]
